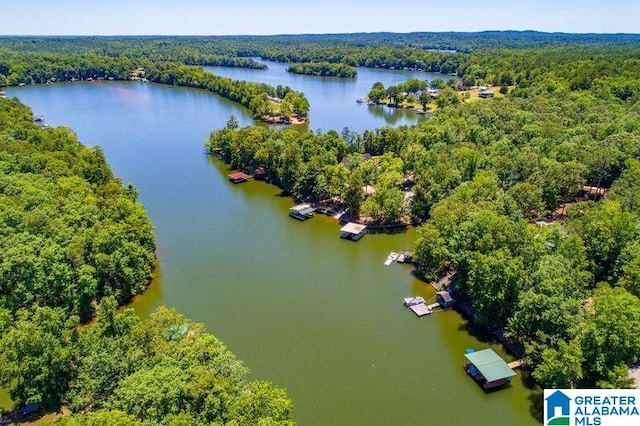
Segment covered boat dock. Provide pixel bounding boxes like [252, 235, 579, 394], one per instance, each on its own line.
[227, 172, 251, 184]
[340, 222, 367, 241]
[464, 348, 516, 389]
[289, 203, 316, 221]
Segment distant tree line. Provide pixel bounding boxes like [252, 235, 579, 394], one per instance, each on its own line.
[0, 52, 309, 120]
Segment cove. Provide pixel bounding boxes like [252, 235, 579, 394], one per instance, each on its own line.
[5, 75, 537, 425]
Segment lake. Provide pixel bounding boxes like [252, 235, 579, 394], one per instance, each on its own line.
[4, 64, 538, 425]
[204, 59, 433, 132]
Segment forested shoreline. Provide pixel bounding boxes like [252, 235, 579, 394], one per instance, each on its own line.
[0, 98, 295, 424]
[0, 52, 308, 123]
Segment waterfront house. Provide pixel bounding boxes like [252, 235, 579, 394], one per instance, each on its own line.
[464, 348, 516, 389]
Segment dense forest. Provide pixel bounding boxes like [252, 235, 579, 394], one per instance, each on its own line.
[1, 302, 294, 425]
[0, 99, 294, 424]
[287, 62, 357, 78]
[0, 98, 155, 320]
[207, 39, 640, 389]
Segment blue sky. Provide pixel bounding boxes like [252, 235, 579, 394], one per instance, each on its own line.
[3, 0, 639, 35]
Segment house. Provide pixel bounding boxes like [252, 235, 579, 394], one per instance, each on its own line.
[436, 290, 456, 308]
[479, 90, 494, 99]
[545, 391, 571, 421]
[228, 172, 251, 184]
[464, 348, 516, 389]
[340, 222, 367, 241]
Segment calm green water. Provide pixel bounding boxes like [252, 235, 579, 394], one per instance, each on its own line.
[5, 72, 538, 425]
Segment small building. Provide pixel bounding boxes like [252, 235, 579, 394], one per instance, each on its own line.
[464, 348, 516, 389]
[479, 90, 495, 99]
[228, 172, 251, 184]
[436, 290, 456, 308]
[289, 203, 315, 221]
[340, 222, 367, 241]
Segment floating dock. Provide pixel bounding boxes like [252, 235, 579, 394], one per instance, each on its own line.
[384, 252, 399, 266]
[403, 297, 425, 306]
[403, 293, 455, 317]
[409, 303, 432, 317]
[384, 251, 412, 265]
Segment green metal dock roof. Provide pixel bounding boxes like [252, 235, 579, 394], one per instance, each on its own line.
[464, 348, 517, 382]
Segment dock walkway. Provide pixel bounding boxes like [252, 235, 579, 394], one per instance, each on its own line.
[507, 359, 525, 369]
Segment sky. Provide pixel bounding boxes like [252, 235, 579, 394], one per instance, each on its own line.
[2, 0, 639, 35]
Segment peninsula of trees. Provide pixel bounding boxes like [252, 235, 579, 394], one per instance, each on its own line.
[287, 62, 357, 78]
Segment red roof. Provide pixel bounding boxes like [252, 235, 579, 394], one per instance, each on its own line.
[228, 172, 250, 180]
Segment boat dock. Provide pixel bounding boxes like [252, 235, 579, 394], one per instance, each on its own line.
[384, 251, 413, 266]
[403, 290, 456, 317]
[227, 172, 251, 184]
[289, 203, 315, 221]
[340, 222, 367, 241]
[409, 303, 432, 316]
[384, 252, 399, 265]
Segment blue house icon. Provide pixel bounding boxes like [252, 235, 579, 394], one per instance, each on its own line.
[546, 391, 571, 420]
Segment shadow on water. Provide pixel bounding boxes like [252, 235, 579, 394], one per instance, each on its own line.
[528, 388, 544, 423]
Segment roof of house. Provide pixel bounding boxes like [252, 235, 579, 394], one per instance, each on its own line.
[464, 348, 516, 382]
[340, 222, 367, 234]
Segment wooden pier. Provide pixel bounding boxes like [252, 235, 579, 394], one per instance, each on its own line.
[507, 359, 525, 369]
